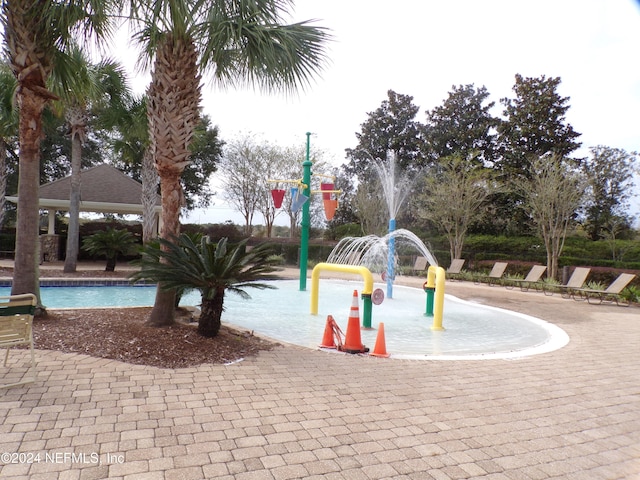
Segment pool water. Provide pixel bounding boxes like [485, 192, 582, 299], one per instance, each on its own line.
[2, 279, 568, 359]
[182, 279, 568, 359]
[0, 285, 159, 309]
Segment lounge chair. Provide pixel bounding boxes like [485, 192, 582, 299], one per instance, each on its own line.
[0, 294, 37, 389]
[570, 273, 636, 306]
[446, 259, 465, 281]
[505, 265, 547, 292]
[543, 267, 590, 297]
[475, 261, 508, 286]
[412, 256, 429, 274]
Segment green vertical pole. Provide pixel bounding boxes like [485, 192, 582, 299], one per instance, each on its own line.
[362, 294, 372, 329]
[299, 132, 312, 291]
[425, 287, 435, 316]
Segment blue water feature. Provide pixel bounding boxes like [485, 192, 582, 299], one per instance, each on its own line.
[4, 279, 568, 359]
[386, 218, 396, 299]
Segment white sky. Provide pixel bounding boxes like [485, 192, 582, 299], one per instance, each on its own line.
[117, 0, 640, 225]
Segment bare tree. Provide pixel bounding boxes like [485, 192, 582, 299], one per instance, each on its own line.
[354, 178, 388, 236]
[518, 155, 584, 280]
[219, 134, 264, 236]
[417, 155, 495, 261]
[602, 214, 635, 262]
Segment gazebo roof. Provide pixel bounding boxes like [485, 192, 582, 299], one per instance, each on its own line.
[9, 164, 161, 215]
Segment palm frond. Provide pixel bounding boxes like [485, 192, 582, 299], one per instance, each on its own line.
[200, 10, 331, 94]
[130, 234, 280, 300]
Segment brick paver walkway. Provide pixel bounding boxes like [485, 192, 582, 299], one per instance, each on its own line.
[1, 274, 639, 479]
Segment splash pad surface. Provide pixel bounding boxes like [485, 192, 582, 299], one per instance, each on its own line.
[182, 279, 568, 360]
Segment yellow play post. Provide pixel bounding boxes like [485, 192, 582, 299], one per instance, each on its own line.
[310, 263, 374, 328]
[426, 265, 446, 331]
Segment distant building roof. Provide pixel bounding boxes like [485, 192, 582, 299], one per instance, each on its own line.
[8, 164, 161, 215]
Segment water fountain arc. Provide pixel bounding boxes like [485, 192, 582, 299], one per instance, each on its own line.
[370, 151, 425, 298]
[327, 228, 438, 273]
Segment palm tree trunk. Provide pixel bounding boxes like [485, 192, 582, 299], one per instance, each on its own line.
[146, 33, 201, 327]
[148, 171, 181, 326]
[198, 289, 224, 338]
[64, 128, 82, 272]
[0, 139, 7, 230]
[12, 90, 45, 299]
[105, 256, 116, 272]
[141, 148, 158, 244]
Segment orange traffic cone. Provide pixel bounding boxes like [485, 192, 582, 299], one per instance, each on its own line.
[370, 322, 390, 358]
[341, 290, 367, 354]
[349, 289, 360, 325]
[319, 315, 337, 349]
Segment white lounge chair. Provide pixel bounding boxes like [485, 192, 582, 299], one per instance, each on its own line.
[475, 262, 508, 286]
[412, 256, 429, 274]
[0, 294, 37, 389]
[571, 273, 636, 306]
[505, 265, 547, 292]
[544, 267, 590, 297]
[446, 259, 465, 281]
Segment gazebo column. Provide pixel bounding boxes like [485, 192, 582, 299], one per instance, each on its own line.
[48, 210, 56, 234]
[37, 210, 61, 262]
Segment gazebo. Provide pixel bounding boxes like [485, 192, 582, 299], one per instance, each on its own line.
[6, 164, 162, 260]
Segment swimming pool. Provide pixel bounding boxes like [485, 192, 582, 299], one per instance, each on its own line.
[0, 285, 159, 308]
[2, 280, 569, 359]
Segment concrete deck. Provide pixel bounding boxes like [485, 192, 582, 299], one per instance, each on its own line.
[0, 267, 639, 479]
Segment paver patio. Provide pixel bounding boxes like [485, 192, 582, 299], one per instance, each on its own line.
[1, 269, 639, 479]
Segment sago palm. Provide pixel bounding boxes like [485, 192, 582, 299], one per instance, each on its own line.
[1, 0, 118, 299]
[82, 228, 139, 272]
[130, 235, 280, 338]
[125, 0, 330, 327]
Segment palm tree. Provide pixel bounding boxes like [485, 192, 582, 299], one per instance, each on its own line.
[130, 235, 280, 337]
[82, 227, 139, 272]
[125, 0, 330, 327]
[49, 44, 130, 273]
[0, 63, 18, 231]
[1, 0, 118, 299]
[109, 95, 159, 245]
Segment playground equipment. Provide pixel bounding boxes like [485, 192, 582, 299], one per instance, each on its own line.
[423, 265, 446, 331]
[311, 262, 447, 352]
[269, 137, 449, 353]
[310, 263, 374, 328]
[320, 182, 338, 221]
[268, 133, 341, 291]
[372, 152, 421, 299]
[270, 177, 338, 217]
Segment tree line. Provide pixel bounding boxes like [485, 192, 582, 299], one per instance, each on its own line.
[212, 79, 638, 280]
[333, 81, 638, 279]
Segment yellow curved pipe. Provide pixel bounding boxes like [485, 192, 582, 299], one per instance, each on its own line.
[430, 266, 446, 331]
[310, 263, 374, 315]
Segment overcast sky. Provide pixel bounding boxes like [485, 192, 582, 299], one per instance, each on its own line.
[118, 0, 640, 224]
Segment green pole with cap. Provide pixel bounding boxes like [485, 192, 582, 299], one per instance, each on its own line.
[299, 132, 312, 291]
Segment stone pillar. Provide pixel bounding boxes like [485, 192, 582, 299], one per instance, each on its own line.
[39, 234, 60, 262]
